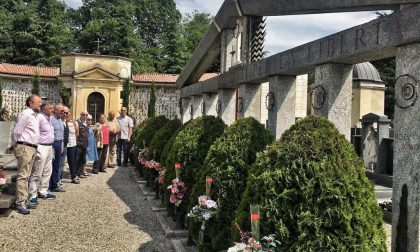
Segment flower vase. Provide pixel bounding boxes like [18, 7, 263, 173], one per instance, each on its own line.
[174, 205, 183, 229]
[154, 179, 160, 199]
[198, 228, 212, 252]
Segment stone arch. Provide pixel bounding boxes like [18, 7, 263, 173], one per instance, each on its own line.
[87, 92, 105, 123]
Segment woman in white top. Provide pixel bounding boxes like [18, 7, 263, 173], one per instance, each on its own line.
[66, 112, 79, 184]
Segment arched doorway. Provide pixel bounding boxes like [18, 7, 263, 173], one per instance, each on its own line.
[87, 92, 105, 123]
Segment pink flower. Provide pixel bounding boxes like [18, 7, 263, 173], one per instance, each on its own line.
[251, 213, 260, 222]
[175, 163, 182, 169]
[170, 195, 177, 203]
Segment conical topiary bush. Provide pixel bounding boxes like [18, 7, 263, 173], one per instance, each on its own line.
[187, 117, 274, 251]
[164, 116, 226, 224]
[147, 118, 182, 162]
[234, 116, 387, 251]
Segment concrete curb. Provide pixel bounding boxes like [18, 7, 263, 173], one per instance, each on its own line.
[172, 239, 188, 252]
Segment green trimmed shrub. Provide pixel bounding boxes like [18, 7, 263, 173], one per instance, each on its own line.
[130, 118, 149, 167]
[234, 116, 386, 251]
[147, 119, 182, 162]
[164, 116, 226, 223]
[135, 115, 169, 148]
[188, 117, 274, 250]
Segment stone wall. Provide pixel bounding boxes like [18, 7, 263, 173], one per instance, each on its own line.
[129, 84, 180, 124]
[1, 78, 61, 118]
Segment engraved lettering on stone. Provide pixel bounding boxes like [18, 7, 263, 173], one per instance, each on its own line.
[395, 15, 404, 41]
[374, 21, 381, 45]
[355, 28, 366, 50]
[327, 38, 335, 57]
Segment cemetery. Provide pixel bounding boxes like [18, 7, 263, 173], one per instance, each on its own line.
[1, 0, 420, 251]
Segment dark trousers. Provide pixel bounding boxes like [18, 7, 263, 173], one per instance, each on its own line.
[94, 145, 109, 172]
[76, 147, 87, 176]
[116, 139, 128, 165]
[59, 146, 67, 180]
[49, 141, 62, 190]
[67, 146, 77, 179]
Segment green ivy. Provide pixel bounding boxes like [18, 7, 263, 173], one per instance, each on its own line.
[32, 73, 40, 95]
[147, 119, 182, 162]
[187, 117, 274, 250]
[57, 79, 71, 107]
[122, 78, 131, 111]
[147, 83, 156, 117]
[234, 116, 386, 251]
[164, 116, 226, 223]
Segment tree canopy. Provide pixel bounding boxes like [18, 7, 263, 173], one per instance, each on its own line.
[0, 0, 215, 74]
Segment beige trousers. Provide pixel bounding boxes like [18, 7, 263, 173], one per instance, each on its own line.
[28, 145, 54, 197]
[15, 144, 37, 204]
[107, 135, 118, 166]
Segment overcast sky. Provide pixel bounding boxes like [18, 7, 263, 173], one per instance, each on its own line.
[64, 0, 381, 56]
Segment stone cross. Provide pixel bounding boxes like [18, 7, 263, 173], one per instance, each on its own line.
[94, 38, 101, 55]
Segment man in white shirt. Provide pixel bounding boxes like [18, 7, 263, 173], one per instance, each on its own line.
[116, 107, 133, 167]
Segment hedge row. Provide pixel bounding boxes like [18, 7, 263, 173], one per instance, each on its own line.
[132, 115, 386, 251]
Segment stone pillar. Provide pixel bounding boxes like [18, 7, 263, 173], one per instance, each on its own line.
[220, 29, 240, 73]
[377, 116, 391, 174]
[313, 63, 353, 141]
[238, 83, 261, 121]
[181, 97, 192, 124]
[191, 95, 203, 119]
[267, 75, 296, 139]
[217, 88, 236, 125]
[392, 43, 420, 252]
[203, 93, 217, 117]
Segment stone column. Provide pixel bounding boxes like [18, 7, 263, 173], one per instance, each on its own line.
[377, 116, 391, 174]
[313, 63, 353, 140]
[267, 75, 296, 139]
[203, 93, 217, 117]
[217, 88, 236, 125]
[191, 95, 203, 119]
[392, 43, 420, 252]
[238, 83, 261, 121]
[181, 97, 192, 124]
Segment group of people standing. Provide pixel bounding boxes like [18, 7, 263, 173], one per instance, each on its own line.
[12, 95, 133, 214]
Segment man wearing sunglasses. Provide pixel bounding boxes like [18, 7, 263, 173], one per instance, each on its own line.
[49, 103, 65, 192]
[76, 111, 89, 177]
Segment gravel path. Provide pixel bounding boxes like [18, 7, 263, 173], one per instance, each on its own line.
[0, 164, 174, 252]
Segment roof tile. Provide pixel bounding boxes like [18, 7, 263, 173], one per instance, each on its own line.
[0, 63, 59, 77]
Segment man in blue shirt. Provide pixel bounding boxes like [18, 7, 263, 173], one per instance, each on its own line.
[49, 103, 65, 192]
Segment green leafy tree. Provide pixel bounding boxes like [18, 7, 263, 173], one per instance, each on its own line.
[372, 58, 395, 119]
[32, 73, 40, 95]
[147, 83, 156, 118]
[122, 78, 130, 110]
[57, 79, 71, 107]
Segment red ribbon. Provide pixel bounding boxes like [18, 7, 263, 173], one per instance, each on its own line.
[175, 163, 182, 169]
[251, 213, 260, 222]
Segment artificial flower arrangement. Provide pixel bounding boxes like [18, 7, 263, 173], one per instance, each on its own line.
[0, 170, 7, 193]
[187, 176, 218, 229]
[187, 194, 218, 230]
[167, 163, 187, 206]
[137, 148, 148, 165]
[145, 160, 161, 171]
[158, 169, 165, 184]
[167, 177, 188, 206]
[228, 206, 281, 252]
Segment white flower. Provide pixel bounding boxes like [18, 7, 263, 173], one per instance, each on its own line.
[227, 243, 246, 252]
[203, 211, 212, 220]
[0, 177, 6, 185]
[206, 200, 217, 209]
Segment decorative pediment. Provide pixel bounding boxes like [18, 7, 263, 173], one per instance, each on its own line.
[73, 67, 121, 81]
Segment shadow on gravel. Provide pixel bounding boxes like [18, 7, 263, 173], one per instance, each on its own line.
[107, 166, 174, 252]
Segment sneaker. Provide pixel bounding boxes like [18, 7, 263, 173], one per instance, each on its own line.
[39, 193, 56, 200]
[25, 200, 37, 209]
[51, 187, 66, 192]
[29, 197, 38, 205]
[78, 174, 87, 178]
[15, 203, 30, 215]
[71, 178, 80, 184]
